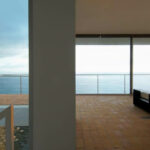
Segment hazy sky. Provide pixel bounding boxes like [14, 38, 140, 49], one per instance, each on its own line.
[0, 0, 28, 74]
[0, 0, 150, 75]
[76, 45, 150, 74]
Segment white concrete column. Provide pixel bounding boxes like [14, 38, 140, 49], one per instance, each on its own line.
[29, 0, 75, 149]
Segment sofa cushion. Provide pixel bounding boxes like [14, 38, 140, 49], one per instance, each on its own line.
[141, 92, 149, 100]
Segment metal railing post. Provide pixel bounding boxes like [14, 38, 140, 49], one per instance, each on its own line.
[20, 76, 22, 94]
[124, 75, 126, 94]
[97, 74, 99, 94]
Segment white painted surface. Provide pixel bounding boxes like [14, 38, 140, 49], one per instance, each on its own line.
[29, 0, 75, 150]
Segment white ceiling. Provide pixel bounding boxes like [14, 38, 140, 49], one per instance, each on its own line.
[76, 0, 150, 34]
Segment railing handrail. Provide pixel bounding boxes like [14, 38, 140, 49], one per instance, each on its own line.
[0, 105, 14, 150]
[0, 73, 150, 77]
[0, 74, 28, 77]
[76, 73, 150, 75]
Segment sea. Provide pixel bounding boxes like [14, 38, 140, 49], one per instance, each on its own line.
[0, 76, 29, 94]
[76, 74, 150, 94]
[0, 74, 150, 94]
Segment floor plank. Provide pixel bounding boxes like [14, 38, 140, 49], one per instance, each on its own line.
[76, 95, 150, 150]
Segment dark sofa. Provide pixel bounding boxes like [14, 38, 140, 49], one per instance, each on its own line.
[133, 89, 150, 111]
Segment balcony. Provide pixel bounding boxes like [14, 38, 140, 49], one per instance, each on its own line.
[0, 73, 150, 149]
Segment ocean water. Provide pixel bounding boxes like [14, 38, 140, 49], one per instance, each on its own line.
[0, 76, 28, 94]
[76, 74, 130, 94]
[76, 74, 150, 94]
[0, 74, 150, 94]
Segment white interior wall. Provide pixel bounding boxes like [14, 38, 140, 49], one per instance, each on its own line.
[29, 0, 75, 149]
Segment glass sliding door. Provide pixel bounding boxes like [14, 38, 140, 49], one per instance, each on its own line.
[76, 37, 130, 94]
[133, 38, 150, 91]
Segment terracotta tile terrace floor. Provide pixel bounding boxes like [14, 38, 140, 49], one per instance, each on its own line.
[0, 94, 28, 105]
[76, 95, 150, 150]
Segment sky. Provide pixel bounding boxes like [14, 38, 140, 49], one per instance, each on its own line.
[0, 0, 150, 75]
[76, 45, 150, 74]
[0, 0, 28, 74]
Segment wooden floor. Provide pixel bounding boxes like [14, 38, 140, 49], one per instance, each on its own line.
[1, 95, 150, 149]
[76, 95, 150, 150]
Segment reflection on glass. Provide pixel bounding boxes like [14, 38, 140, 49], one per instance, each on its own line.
[14, 105, 29, 150]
